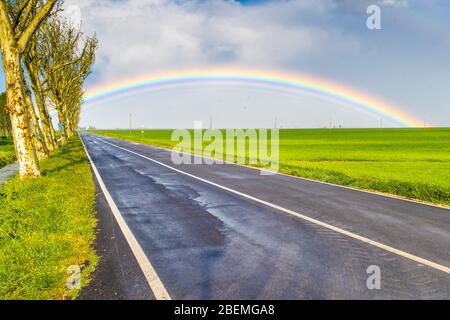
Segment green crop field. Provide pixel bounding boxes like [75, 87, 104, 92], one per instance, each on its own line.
[0, 139, 15, 169]
[92, 128, 450, 206]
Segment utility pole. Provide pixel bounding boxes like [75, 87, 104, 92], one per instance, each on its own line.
[129, 113, 132, 133]
[209, 116, 213, 130]
[275, 117, 278, 129]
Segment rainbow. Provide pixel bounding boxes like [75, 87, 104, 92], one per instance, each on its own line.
[83, 68, 422, 127]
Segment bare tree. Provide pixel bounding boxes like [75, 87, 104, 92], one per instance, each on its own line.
[22, 71, 49, 158]
[0, 0, 58, 177]
[23, 21, 57, 152]
[42, 17, 97, 144]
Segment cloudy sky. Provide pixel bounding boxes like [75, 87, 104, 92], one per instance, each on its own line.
[3, 0, 450, 128]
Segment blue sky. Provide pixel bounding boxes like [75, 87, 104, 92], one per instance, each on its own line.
[2, 0, 450, 128]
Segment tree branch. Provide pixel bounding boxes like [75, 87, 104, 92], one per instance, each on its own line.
[13, 0, 33, 31]
[17, 0, 58, 53]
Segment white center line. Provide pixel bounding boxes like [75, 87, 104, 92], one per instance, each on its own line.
[94, 135, 450, 275]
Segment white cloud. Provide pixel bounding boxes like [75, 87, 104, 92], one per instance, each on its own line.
[61, 0, 450, 128]
[380, 0, 408, 7]
[64, 0, 361, 83]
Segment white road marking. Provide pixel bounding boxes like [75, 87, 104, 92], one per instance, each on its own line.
[79, 135, 172, 300]
[93, 134, 450, 275]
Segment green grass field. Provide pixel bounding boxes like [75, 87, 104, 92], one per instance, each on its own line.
[0, 136, 97, 300]
[92, 128, 450, 206]
[0, 138, 15, 169]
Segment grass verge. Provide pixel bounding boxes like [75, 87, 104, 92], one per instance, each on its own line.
[0, 135, 97, 300]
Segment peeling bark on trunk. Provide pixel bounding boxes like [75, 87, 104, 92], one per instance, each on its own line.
[24, 86, 49, 159]
[56, 104, 69, 145]
[36, 95, 57, 152]
[28, 72, 57, 152]
[2, 51, 41, 177]
[65, 115, 73, 140]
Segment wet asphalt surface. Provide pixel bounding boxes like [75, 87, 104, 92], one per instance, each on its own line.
[79, 132, 450, 300]
[78, 175, 155, 300]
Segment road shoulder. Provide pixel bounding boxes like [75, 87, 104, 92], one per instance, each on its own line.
[78, 175, 155, 300]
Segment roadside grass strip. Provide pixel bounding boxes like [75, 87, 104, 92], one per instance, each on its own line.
[0, 137, 97, 300]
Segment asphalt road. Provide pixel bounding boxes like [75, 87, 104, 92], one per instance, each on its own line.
[80, 132, 450, 299]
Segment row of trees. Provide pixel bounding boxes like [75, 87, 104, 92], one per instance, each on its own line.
[0, 0, 97, 178]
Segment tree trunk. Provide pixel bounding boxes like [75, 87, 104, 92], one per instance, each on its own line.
[57, 107, 69, 145]
[38, 101, 57, 152]
[2, 49, 41, 177]
[23, 83, 49, 159]
[65, 116, 73, 139]
[31, 79, 57, 152]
